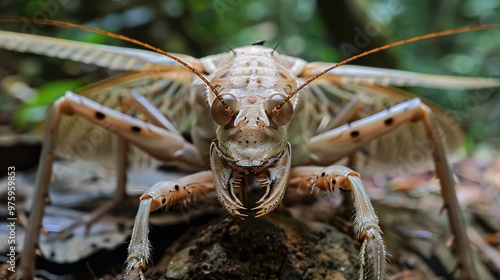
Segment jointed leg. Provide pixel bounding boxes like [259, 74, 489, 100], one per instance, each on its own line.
[125, 171, 214, 280]
[306, 98, 477, 279]
[17, 91, 205, 280]
[318, 98, 363, 134]
[17, 103, 63, 280]
[61, 138, 130, 234]
[290, 166, 386, 280]
[122, 92, 180, 135]
[62, 92, 180, 234]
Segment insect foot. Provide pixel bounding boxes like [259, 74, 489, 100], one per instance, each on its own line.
[290, 166, 386, 280]
[125, 171, 214, 279]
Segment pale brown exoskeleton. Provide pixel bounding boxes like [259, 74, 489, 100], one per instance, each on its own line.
[0, 17, 499, 280]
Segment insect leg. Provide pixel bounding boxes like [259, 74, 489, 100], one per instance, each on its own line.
[59, 91, 182, 234]
[17, 101, 64, 280]
[316, 98, 363, 135]
[306, 98, 477, 279]
[17, 91, 205, 280]
[122, 91, 180, 134]
[125, 171, 213, 280]
[61, 137, 130, 235]
[289, 165, 385, 280]
[58, 91, 203, 167]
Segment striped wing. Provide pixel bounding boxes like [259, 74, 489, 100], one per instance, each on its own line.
[0, 30, 199, 71]
[303, 62, 500, 89]
[0, 30, 199, 168]
[56, 70, 195, 168]
[295, 63, 500, 171]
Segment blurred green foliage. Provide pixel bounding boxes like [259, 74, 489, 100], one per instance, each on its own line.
[13, 78, 87, 126]
[0, 0, 499, 143]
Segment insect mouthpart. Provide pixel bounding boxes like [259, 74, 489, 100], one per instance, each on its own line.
[210, 142, 292, 218]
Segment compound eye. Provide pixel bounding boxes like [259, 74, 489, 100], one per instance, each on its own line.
[265, 93, 293, 126]
[211, 93, 238, 126]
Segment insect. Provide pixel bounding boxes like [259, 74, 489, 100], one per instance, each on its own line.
[0, 16, 499, 280]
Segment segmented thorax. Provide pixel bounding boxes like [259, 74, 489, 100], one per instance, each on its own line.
[208, 46, 298, 168]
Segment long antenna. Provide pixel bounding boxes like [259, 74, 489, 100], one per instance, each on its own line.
[0, 16, 234, 116]
[271, 23, 500, 116]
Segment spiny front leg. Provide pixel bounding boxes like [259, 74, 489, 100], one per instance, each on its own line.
[16, 91, 205, 280]
[125, 171, 214, 280]
[306, 98, 477, 279]
[290, 166, 386, 280]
